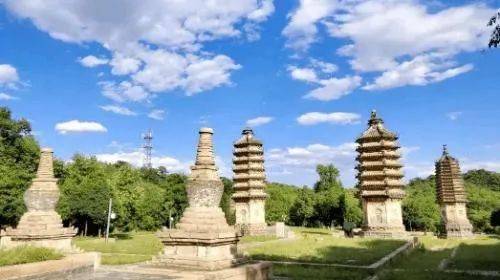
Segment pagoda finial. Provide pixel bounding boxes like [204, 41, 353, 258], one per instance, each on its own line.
[442, 144, 448, 156]
[242, 127, 253, 135]
[368, 109, 383, 126]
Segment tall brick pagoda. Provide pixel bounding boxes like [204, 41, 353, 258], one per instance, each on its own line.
[435, 145, 473, 238]
[356, 110, 406, 237]
[232, 128, 267, 236]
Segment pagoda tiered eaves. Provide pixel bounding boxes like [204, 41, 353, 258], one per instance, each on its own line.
[231, 128, 268, 236]
[434, 145, 472, 238]
[356, 110, 406, 237]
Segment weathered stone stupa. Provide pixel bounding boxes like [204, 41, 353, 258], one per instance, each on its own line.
[435, 145, 473, 238]
[0, 148, 77, 251]
[232, 128, 267, 236]
[157, 128, 242, 270]
[356, 111, 406, 237]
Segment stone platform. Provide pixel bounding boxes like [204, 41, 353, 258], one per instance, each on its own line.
[0, 252, 100, 280]
[75, 262, 272, 280]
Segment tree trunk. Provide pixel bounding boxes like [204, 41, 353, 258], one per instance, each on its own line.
[84, 220, 88, 237]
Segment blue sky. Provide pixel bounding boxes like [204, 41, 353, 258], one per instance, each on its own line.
[0, 0, 499, 187]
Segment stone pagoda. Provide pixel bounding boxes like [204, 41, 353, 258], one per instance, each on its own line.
[356, 111, 406, 237]
[0, 148, 77, 251]
[157, 128, 242, 270]
[232, 128, 268, 236]
[435, 145, 473, 238]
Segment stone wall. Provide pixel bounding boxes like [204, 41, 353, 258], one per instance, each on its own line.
[0, 252, 100, 280]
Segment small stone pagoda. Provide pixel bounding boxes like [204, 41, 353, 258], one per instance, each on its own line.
[232, 128, 268, 236]
[0, 148, 77, 251]
[356, 111, 406, 237]
[157, 128, 242, 270]
[435, 145, 473, 238]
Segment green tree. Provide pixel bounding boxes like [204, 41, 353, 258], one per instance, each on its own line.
[0, 107, 40, 227]
[466, 182, 500, 232]
[341, 190, 363, 226]
[57, 155, 112, 235]
[289, 187, 315, 227]
[402, 177, 440, 233]
[314, 164, 342, 192]
[312, 164, 344, 227]
[220, 177, 235, 225]
[133, 182, 169, 230]
[463, 169, 500, 191]
[160, 173, 188, 226]
[265, 182, 298, 223]
[106, 162, 142, 231]
[488, 11, 500, 48]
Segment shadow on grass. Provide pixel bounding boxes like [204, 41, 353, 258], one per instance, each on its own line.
[251, 239, 404, 265]
[387, 244, 453, 270]
[110, 233, 132, 240]
[273, 264, 371, 280]
[300, 230, 331, 236]
[448, 241, 500, 271]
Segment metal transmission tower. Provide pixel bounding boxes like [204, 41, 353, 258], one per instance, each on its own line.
[142, 129, 153, 168]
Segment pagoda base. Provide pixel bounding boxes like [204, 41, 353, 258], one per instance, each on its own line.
[156, 206, 244, 271]
[444, 223, 473, 238]
[155, 231, 244, 270]
[361, 225, 407, 238]
[0, 211, 77, 252]
[238, 223, 268, 236]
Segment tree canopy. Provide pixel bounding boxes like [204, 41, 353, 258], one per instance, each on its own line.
[0, 107, 40, 226]
[488, 11, 500, 48]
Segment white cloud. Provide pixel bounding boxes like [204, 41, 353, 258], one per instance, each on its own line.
[325, 1, 492, 72]
[310, 58, 338, 73]
[95, 150, 190, 173]
[0, 64, 19, 87]
[99, 81, 150, 103]
[78, 55, 108, 67]
[304, 75, 362, 101]
[100, 105, 137, 116]
[109, 53, 141, 75]
[183, 55, 241, 95]
[283, 0, 492, 91]
[0, 92, 17, 100]
[266, 142, 357, 186]
[282, 0, 338, 51]
[363, 55, 474, 90]
[55, 120, 107, 134]
[246, 116, 273, 127]
[288, 66, 318, 83]
[4, 0, 274, 100]
[446, 111, 462, 121]
[461, 160, 500, 172]
[297, 112, 361, 125]
[148, 109, 165, 120]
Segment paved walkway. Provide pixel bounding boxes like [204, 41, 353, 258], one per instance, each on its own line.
[73, 269, 174, 280]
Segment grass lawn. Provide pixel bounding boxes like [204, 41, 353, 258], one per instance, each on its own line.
[378, 270, 500, 280]
[73, 231, 163, 265]
[273, 264, 371, 280]
[239, 235, 278, 244]
[245, 227, 405, 265]
[0, 246, 63, 266]
[448, 236, 500, 271]
[378, 236, 500, 280]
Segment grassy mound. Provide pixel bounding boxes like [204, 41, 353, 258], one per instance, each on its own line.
[0, 246, 63, 266]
